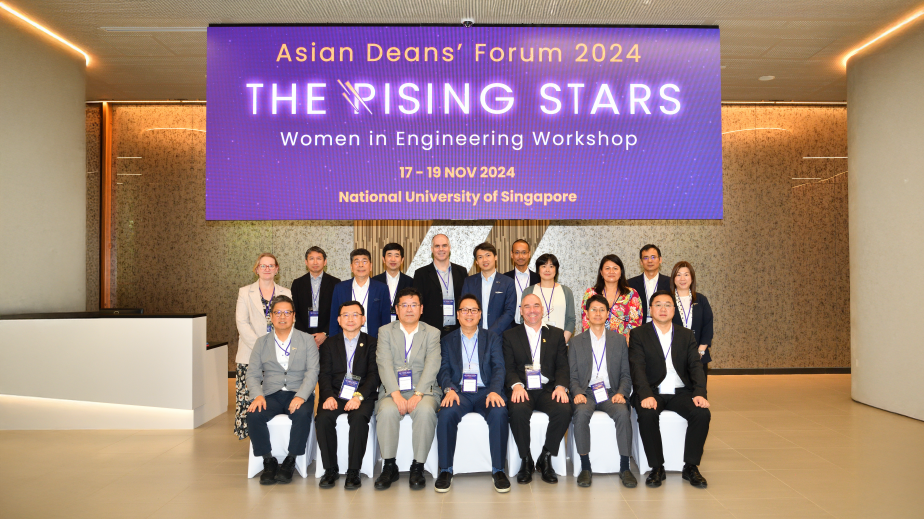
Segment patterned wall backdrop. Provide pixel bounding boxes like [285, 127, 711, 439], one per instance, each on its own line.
[87, 105, 849, 371]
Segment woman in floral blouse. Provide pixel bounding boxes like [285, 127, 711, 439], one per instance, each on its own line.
[580, 254, 642, 343]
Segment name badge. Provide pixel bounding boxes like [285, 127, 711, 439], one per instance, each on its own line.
[547, 319, 556, 327]
[526, 363, 541, 390]
[309, 310, 319, 328]
[397, 369, 413, 392]
[339, 374, 360, 400]
[591, 379, 608, 403]
[443, 299, 454, 316]
[390, 312, 397, 322]
[462, 370, 478, 393]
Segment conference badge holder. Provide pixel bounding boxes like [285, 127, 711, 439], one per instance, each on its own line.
[443, 299, 454, 316]
[526, 364, 542, 390]
[308, 310, 319, 328]
[391, 312, 397, 322]
[462, 370, 478, 393]
[591, 379, 608, 403]
[339, 374, 360, 400]
[398, 369, 413, 392]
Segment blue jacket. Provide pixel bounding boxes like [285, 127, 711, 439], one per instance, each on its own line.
[460, 272, 517, 336]
[328, 278, 392, 338]
[438, 328, 505, 396]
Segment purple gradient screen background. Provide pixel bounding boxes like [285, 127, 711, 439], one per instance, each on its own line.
[206, 25, 722, 220]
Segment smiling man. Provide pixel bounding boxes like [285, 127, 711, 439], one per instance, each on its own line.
[627, 244, 671, 324]
[414, 234, 467, 337]
[329, 248, 392, 338]
[461, 242, 517, 335]
[373, 242, 414, 322]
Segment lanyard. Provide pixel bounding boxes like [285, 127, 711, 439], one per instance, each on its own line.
[462, 334, 478, 370]
[602, 287, 626, 328]
[645, 275, 658, 305]
[388, 276, 398, 306]
[529, 328, 542, 364]
[404, 332, 414, 363]
[263, 286, 275, 331]
[676, 290, 693, 328]
[539, 285, 556, 317]
[311, 276, 321, 309]
[352, 282, 369, 308]
[275, 337, 290, 356]
[346, 342, 357, 373]
[591, 338, 606, 379]
[515, 272, 526, 294]
[437, 266, 452, 293]
[658, 326, 674, 360]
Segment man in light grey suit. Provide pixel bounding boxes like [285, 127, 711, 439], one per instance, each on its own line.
[374, 287, 442, 490]
[568, 294, 637, 489]
[246, 295, 320, 485]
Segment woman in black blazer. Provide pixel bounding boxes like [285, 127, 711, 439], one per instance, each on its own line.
[670, 261, 714, 380]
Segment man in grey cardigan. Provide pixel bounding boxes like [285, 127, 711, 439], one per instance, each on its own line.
[246, 295, 320, 485]
[568, 294, 636, 489]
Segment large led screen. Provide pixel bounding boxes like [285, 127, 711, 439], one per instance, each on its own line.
[206, 25, 722, 220]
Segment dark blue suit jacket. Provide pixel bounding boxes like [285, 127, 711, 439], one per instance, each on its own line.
[672, 292, 714, 363]
[438, 328, 505, 396]
[372, 271, 415, 308]
[328, 278, 392, 338]
[460, 272, 517, 336]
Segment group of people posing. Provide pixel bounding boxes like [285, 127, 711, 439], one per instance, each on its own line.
[234, 236, 715, 493]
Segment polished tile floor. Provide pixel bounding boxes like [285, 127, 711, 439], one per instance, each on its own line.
[2, 375, 922, 519]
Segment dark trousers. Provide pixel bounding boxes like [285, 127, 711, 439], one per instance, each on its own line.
[436, 388, 508, 472]
[314, 396, 376, 471]
[702, 362, 709, 385]
[247, 391, 315, 457]
[633, 389, 711, 467]
[506, 388, 573, 457]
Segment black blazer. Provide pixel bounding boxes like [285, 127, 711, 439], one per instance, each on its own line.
[503, 268, 540, 288]
[413, 262, 466, 331]
[628, 323, 706, 402]
[502, 324, 569, 393]
[372, 271, 415, 309]
[317, 332, 380, 403]
[627, 273, 671, 324]
[672, 292, 714, 363]
[291, 272, 341, 335]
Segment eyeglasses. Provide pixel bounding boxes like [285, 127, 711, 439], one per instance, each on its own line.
[587, 308, 609, 314]
[458, 308, 481, 315]
[642, 255, 660, 261]
[651, 303, 674, 309]
[258, 264, 277, 270]
[351, 259, 370, 266]
[398, 303, 420, 309]
[272, 310, 293, 317]
[339, 312, 362, 318]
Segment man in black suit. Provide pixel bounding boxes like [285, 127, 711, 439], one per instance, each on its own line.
[315, 301, 380, 490]
[291, 246, 341, 346]
[503, 293, 572, 485]
[628, 290, 711, 489]
[413, 234, 466, 337]
[372, 242, 414, 323]
[627, 244, 671, 325]
[503, 239, 540, 325]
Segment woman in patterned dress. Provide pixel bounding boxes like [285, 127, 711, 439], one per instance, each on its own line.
[233, 252, 292, 439]
[580, 254, 642, 344]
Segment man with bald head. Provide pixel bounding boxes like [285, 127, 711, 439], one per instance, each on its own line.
[503, 293, 572, 484]
[414, 234, 466, 337]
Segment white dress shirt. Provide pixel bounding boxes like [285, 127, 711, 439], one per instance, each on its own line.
[654, 324, 684, 394]
[399, 323, 420, 367]
[644, 273, 659, 322]
[274, 331, 292, 390]
[677, 293, 693, 329]
[481, 271, 496, 330]
[514, 268, 531, 324]
[523, 324, 550, 384]
[385, 271, 400, 307]
[352, 278, 370, 333]
[590, 328, 610, 388]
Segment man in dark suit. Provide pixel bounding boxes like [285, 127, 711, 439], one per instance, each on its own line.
[627, 244, 671, 325]
[434, 294, 510, 493]
[461, 242, 517, 336]
[413, 233, 466, 337]
[291, 246, 341, 347]
[503, 293, 572, 484]
[315, 301, 380, 490]
[372, 242, 414, 323]
[503, 239, 540, 325]
[329, 249, 391, 338]
[628, 290, 711, 489]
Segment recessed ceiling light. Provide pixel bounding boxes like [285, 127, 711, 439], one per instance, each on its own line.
[759, 75, 775, 81]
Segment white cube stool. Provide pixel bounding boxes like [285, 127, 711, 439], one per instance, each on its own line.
[631, 408, 688, 473]
[450, 413, 494, 474]
[568, 410, 627, 475]
[507, 411, 567, 477]
[391, 413, 439, 476]
[247, 414, 316, 478]
[314, 413, 378, 478]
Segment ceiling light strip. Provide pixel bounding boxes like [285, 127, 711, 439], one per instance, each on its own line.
[842, 10, 924, 67]
[0, 2, 91, 65]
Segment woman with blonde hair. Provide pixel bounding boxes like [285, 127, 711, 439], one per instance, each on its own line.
[670, 261, 714, 381]
[234, 252, 292, 439]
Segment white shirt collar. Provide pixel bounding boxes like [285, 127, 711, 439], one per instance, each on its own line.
[386, 271, 401, 282]
[481, 269, 497, 281]
[590, 327, 606, 342]
[274, 330, 293, 347]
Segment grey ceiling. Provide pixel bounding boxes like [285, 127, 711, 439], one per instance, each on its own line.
[7, 0, 922, 101]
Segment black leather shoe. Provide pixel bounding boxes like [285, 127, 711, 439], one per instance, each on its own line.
[344, 469, 361, 490]
[434, 471, 452, 493]
[318, 467, 339, 489]
[576, 469, 592, 487]
[682, 464, 708, 488]
[374, 462, 400, 490]
[409, 461, 426, 490]
[619, 469, 638, 488]
[536, 450, 558, 484]
[275, 455, 296, 483]
[259, 457, 278, 485]
[645, 466, 666, 488]
[515, 457, 533, 484]
[493, 471, 511, 493]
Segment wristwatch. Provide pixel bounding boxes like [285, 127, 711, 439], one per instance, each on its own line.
[355, 393, 364, 401]
[413, 391, 424, 397]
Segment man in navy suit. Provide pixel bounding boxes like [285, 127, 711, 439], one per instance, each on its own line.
[460, 242, 517, 336]
[503, 239, 540, 325]
[372, 242, 414, 323]
[434, 294, 510, 493]
[329, 249, 392, 338]
[627, 244, 671, 324]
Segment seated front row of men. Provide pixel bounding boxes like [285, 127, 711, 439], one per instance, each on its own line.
[246, 289, 710, 491]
